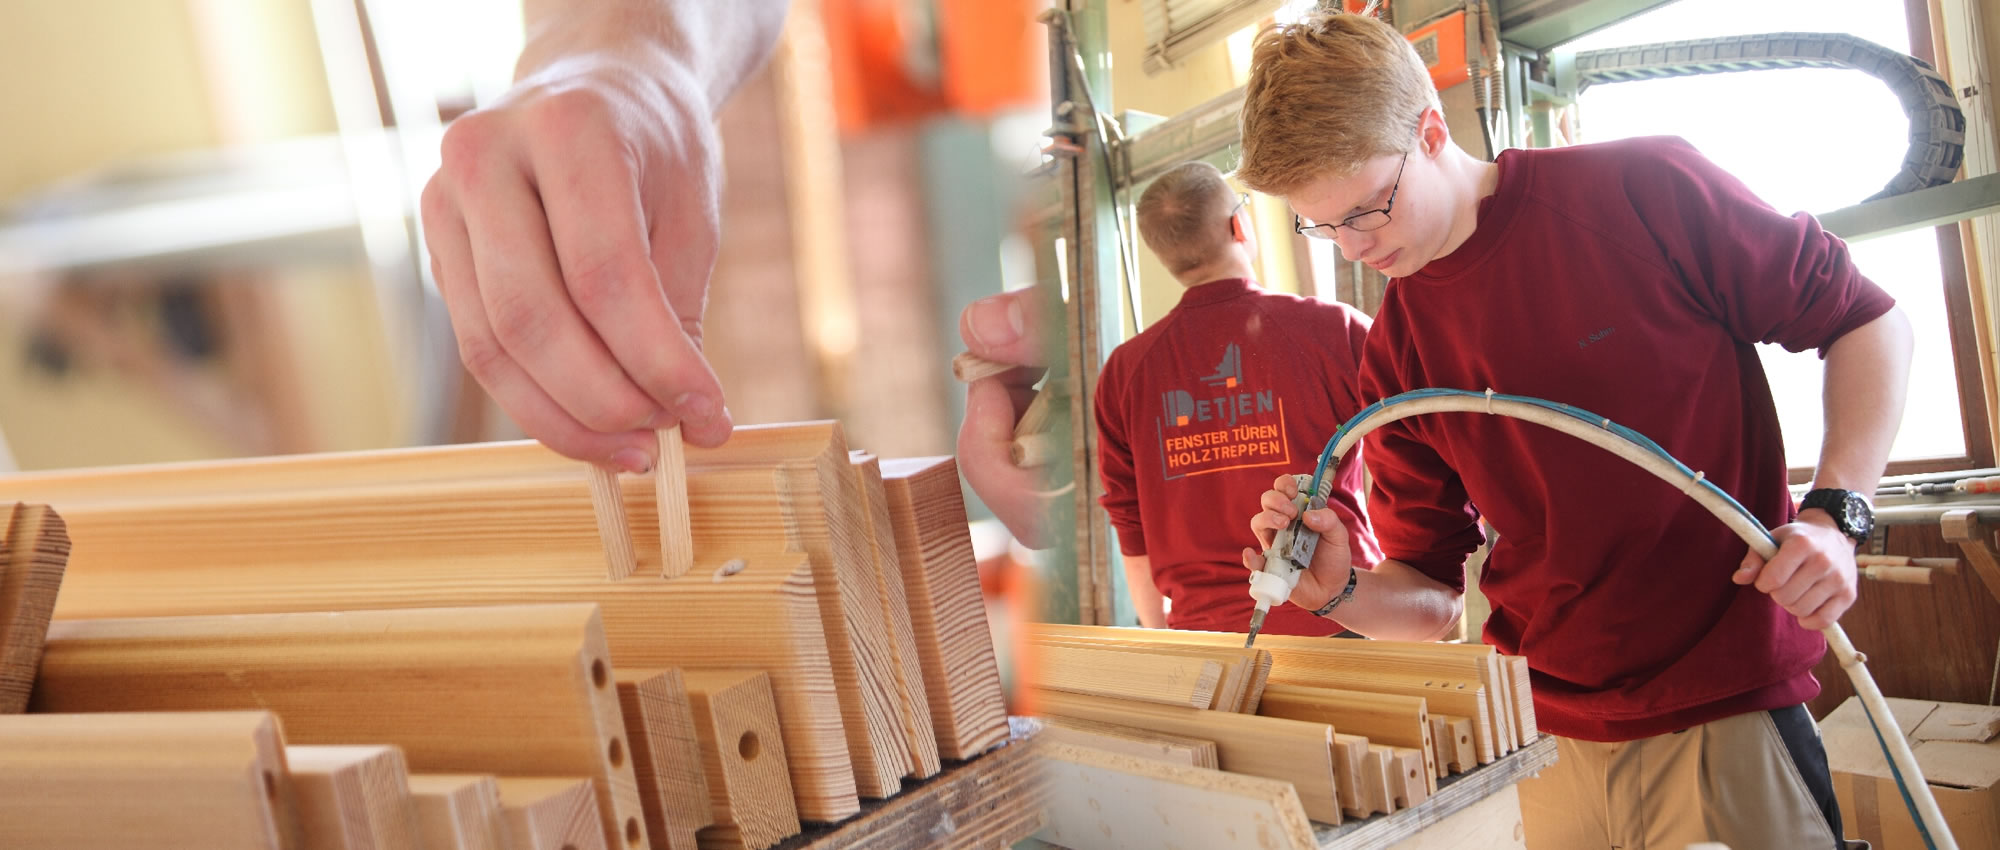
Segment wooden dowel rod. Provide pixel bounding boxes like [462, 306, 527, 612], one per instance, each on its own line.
[1854, 555, 1959, 569]
[587, 466, 638, 581]
[1010, 432, 1062, 469]
[1860, 565, 1935, 584]
[951, 352, 1013, 383]
[656, 426, 693, 579]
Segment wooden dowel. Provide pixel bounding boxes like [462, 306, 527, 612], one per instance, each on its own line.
[1854, 555, 1959, 569]
[587, 466, 638, 581]
[655, 426, 692, 579]
[951, 352, 1013, 383]
[1014, 388, 1055, 438]
[1860, 565, 1936, 584]
[1010, 432, 1062, 468]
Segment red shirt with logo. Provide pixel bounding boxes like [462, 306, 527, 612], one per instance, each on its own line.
[1362, 136, 1896, 740]
[1096, 278, 1381, 635]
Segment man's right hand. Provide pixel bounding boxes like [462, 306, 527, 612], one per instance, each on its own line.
[1244, 473, 1356, 612]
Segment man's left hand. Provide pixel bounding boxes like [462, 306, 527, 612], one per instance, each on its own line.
[1732, 511, 1858, 631]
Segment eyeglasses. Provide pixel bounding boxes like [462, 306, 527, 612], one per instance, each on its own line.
[1294, 149, 1409, 239]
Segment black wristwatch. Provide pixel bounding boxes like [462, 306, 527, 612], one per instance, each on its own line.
[1800, 488, 1874, 546]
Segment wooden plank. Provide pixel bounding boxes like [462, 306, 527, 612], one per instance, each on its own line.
[876, 456, 1009, 760]
[656, 426, 693, 579]
[681, 671, 800, 850]
[287, 745, 422, 850]
[1244, 650, 1274, 714]
[1329, 733, 1369, 820]
[1431, 715, 1477, 775]
[0, 502, 67, 713]
[1314, 737, 1554, 847]
[1037, 742, 1315, 850]
[0, 711, 298, 849]
[615, 670, 714, 850]
[1338, 734, 1392, 818]
[407, 774, 508, 850]
[1032, 688, 1343, 824]
[781, 722, 1043, 850]
[34, 603, 649, 850]
[1038, 715, 1220, 769]
[497, 777, 608, 850]
[1035, 643, 1222, 708]
[1026, 636, 1258, 713]
[849, 453, 940, 778]
[0, 423, 914, 810]
[1257, 684, 1435, 794]
[1505, 656, 1537, 744]
[1384, 747, 1429, 810]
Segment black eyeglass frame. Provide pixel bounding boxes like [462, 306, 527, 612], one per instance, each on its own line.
[1293, 148, 1411, 240]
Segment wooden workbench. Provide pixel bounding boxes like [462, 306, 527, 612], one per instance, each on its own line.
[782, 719, 1043, 850]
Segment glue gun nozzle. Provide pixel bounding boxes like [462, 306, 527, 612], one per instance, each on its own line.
[1244, 609, 1267, 648]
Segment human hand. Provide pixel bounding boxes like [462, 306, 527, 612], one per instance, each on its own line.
[1733, 512, 1859, 631]
[1243, 473, 1355, 611]
[956, 289, 1053, 548]
[422, 46, 731, 474]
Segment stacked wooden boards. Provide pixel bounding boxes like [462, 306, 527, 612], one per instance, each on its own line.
[1, 503, 68, 714]
[1022, 623, 1540, 847]
[0, 429, 1016, 850]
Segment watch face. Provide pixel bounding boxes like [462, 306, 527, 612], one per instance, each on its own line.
[1843, 492, 1874, 541]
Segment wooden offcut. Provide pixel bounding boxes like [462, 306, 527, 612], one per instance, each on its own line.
[496, 777, 609, 850]
[0, 502, 67, 713]
[1037, 742, 1316, 850]
[655, 426, 693, 579]
[849, 452, 941, 778]
[287, 745, 423, 850]
[1031, 688, 1343, 824]
[1433, 715, 1477, 775]
[1039, 716, 1220, 769]
[1507, 655, 1538, 743]
[614, 670, 714, 850]
[407, 774, 508, 850]
[33, 603, 648, 850]
[1329, 733, 1369, 819]
[0, 711, 298, 849]
[877, 457, 1009, 760]
[1256, 684, 1436, 794]
[1382, 746, 1430, 809]
[682, 670, 800, 850]
[1035, 643, 1222, 708]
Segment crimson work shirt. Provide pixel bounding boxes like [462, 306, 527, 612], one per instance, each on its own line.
[1363, 136, 1895, 740]
[1097, 278, 1382, 635]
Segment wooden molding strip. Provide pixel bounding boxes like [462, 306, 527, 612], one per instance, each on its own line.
[407, 775, 507, 850]
[1038, 716, 1220, 769]
[287, 745, 423, 850]
[849, 453, 941, 779]
[1034, 643, 1223, 708]
[681, 670, 801, 850]
[1256, 684, 1436, 795]
[0, 502, 67, 713]
[496, 777, 608, 850]
[614, 670, 714, 850]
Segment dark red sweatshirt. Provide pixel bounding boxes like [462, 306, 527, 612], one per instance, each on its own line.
[1362, 136, 1895, 740]
[1097, 278, 1382, 635]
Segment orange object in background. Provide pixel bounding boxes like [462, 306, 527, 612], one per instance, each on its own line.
[822, 0, 1044, 135]
[1406, 10, 1470, 91]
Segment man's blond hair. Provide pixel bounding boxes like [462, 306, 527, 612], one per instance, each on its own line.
[1137, 161, 1238, 277]
[1237, 12, 1439, 196]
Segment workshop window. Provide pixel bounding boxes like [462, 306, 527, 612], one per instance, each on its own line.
[1566, 0, 1993, 478]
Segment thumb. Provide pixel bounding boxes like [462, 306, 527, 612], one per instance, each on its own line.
[1733, 550, 1763, 585]
[960, 288, 1054, 367]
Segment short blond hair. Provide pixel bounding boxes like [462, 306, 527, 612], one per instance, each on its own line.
[1137, 161, 1237, 276]
[1237, 12, 1439, 196]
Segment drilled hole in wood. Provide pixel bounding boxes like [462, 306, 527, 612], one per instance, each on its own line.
[625, 817, 641, 846]
[591, 659, 607, 689]
[738, 730, 760, 761]
[608, 737, 625, 767]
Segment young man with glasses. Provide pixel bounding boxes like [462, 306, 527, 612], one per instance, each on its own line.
[1236, 11, 1909, 849]
[1095, 160, 1380, 635]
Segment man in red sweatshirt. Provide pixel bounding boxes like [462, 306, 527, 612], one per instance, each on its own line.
[1235, 12, 1911, 850]
[1096, 160, 1380, 636]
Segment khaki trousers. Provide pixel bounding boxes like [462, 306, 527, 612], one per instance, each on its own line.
[1517, 705, 1848, 850]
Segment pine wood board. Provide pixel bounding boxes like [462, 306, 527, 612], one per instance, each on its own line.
[876, 456, 1009, 760]
[1431, 716, 1476, 775]
[1381, 747, 1429, 810]
[1259, 684, 1436, 794]
[1034, 643, 1222, 708]
[1329, 733, 1369, 819]
[1340, 735, 1393, 817]
[31, 537, 855, 822]
[1313, 736, 1554, 848]
[0, 502, 67, 713]
[848, 452, 940, 778]
[775, 720, 1043, 850]
[497, 777, 609, 850]
[407, 774, 508, 850]
[0, 710, 299, 849]
[1037, 742, 1316, 850]
[681, 670, 801, 850]
[1505, 656, 1536, 744]
[1038, 716, 1220, 769]
[1025, 635, 1260, 713]
[0, 424, 914, 806]
[34, 603, 648, 850]
[615, 670, 714, 850]
[1032, 688, 1343, 824]
[287, 745, 423, 850]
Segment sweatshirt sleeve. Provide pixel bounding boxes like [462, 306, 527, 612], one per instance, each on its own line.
[1355, 319, 1480, 592]
[1094, 353, 1147, 556]
[1630, 137, 1895, 358]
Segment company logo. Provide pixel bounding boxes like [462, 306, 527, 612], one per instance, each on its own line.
[1154, 342, 1288, 480]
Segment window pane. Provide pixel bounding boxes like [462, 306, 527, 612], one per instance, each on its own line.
[1568, 0, 1964, 466]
